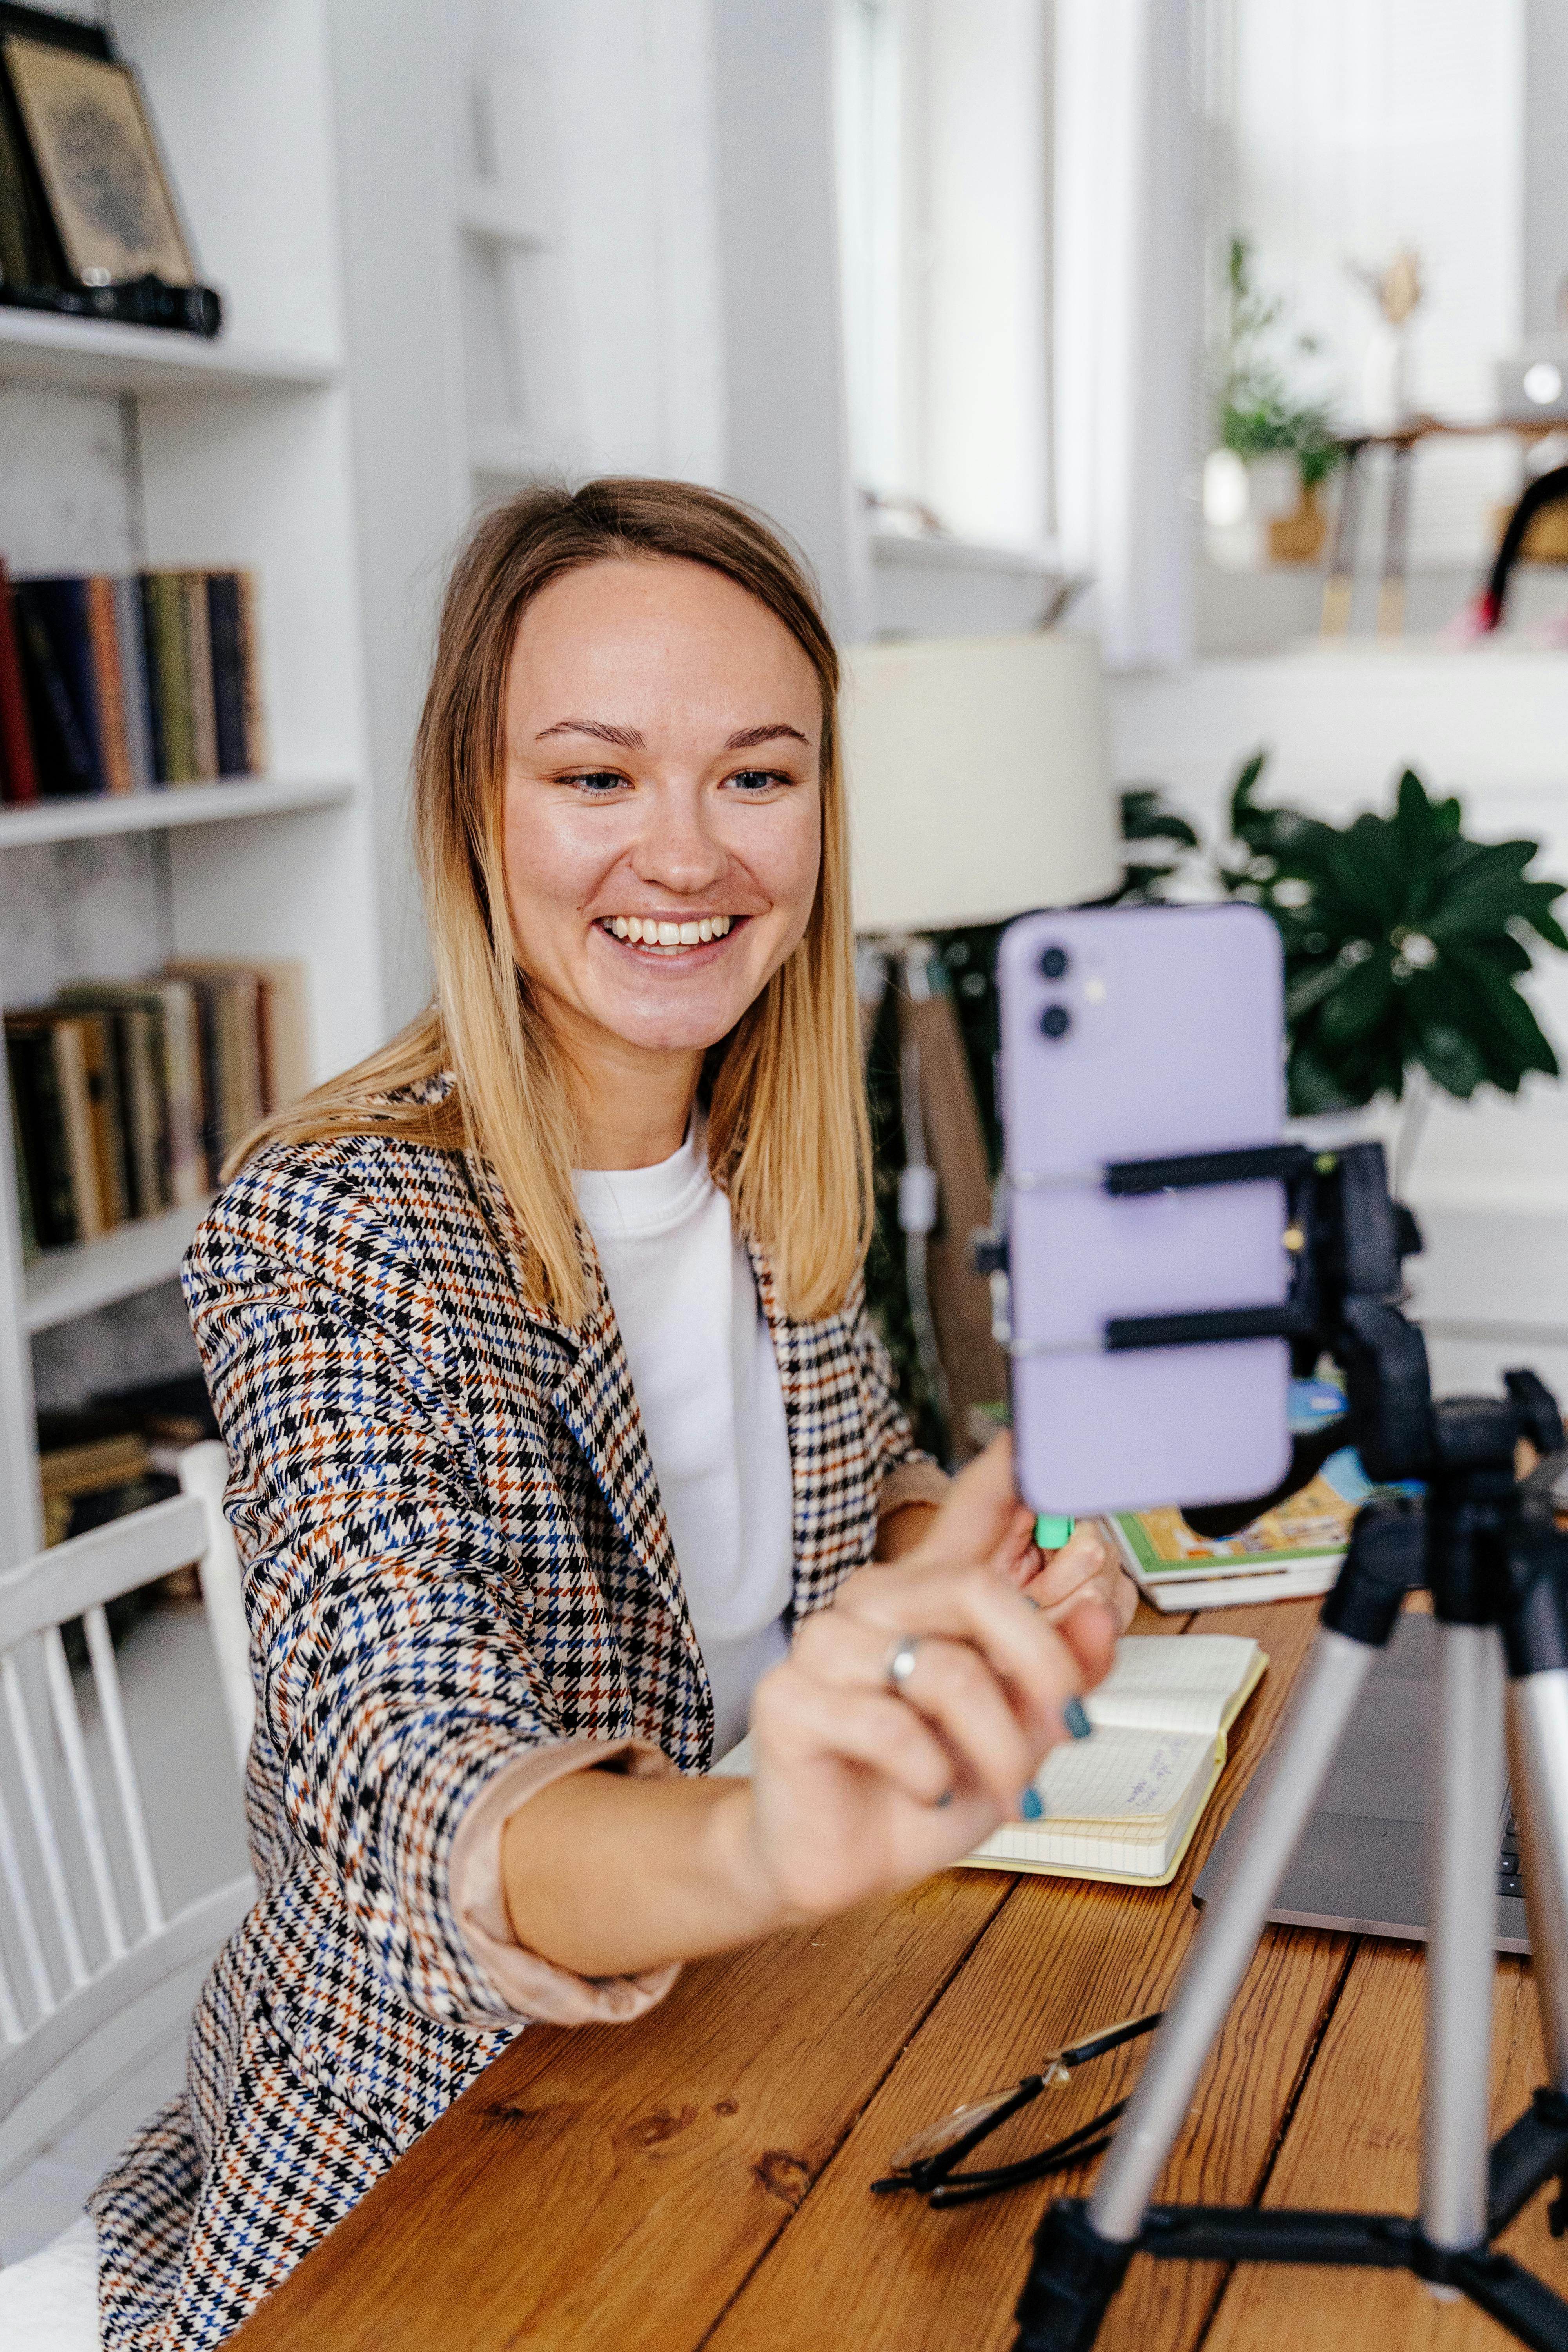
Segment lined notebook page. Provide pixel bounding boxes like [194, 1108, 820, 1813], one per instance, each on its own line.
[1086, 1636, 1260, 1738]
[1035, 1725, 1211, 1826]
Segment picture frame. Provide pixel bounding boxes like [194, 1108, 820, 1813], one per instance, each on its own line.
[0, 31, 194, 287]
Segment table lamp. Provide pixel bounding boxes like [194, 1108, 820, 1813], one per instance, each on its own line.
[839, 630, 1118, 1457]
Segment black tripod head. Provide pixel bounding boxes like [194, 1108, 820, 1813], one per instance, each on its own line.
[1177, 1141, 1563, 1539]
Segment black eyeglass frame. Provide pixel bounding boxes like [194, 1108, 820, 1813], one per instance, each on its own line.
[870, 2009, 1164, 2209]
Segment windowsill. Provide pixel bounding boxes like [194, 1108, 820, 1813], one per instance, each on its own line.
[869, 530, 1062, 577]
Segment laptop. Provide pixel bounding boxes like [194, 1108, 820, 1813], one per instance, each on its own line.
[1192, 1607, 1528, 1955]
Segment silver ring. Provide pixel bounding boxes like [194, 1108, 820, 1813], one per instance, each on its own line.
[884, 1637, 921, 1693]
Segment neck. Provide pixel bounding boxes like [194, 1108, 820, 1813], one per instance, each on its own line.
[562, 1027, 703, 1172]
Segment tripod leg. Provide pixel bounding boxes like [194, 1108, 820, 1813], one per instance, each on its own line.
[1508, 1675, 1568, 2097]
[1422, 1622, 1506, 2259]
[1088, 1627, 1380, 2241]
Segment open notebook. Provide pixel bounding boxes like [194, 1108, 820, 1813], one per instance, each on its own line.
[711, 1635, 1265, 1892]
[963, 1635, 1266, 1888]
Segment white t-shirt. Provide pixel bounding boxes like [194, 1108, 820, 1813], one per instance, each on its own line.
[574, 1126, 795, 1758]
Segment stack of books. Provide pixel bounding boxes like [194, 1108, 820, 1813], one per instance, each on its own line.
[5, 959, 307, 1254]
[0, 561, 267, 802]
[1107, 1378, 1419, 1613]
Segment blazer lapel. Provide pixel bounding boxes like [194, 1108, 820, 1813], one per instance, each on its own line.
[461, 1138, 708, 1699]
[748, 1243, 810, 1595]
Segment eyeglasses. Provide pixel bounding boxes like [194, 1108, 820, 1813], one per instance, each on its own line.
[870, 2008, 1163, 2209]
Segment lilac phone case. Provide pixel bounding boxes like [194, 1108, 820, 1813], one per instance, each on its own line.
[999, 904, 1292, 1517]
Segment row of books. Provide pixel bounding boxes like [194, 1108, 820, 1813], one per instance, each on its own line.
[5, 959, 307, 1256]
[0, 560, 267, 803]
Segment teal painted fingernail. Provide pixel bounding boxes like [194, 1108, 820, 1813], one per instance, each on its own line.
[1020, 1786, 1044, 1821]
[1035, 1514, 1074, 1549]
[1064, 1697, 1093, 1740]
[936, 1790, 953, 1809]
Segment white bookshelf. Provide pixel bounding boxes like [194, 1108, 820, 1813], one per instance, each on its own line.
[23, 1201, 216, 1336]
[0, 776, 354, 849]
[0, 0, 386, 1568]
[0, 310, 339, 397]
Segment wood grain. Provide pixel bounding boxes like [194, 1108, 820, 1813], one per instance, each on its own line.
[230, 1866, 1016, 2352]
[707, 1600, 1338, 2352]
[233, 1595, 1361, 2352]
[1204, 1938, 1564, 2350]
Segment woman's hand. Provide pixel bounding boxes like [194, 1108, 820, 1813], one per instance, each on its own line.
[502, 1436, 1127, 1980]
[731, 1436, 1120, 1922]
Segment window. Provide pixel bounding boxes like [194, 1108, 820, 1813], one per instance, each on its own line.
[833, 0, 1054, 552]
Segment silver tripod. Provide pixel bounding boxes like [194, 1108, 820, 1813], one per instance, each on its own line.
[1008, 1145, 1568, 2352]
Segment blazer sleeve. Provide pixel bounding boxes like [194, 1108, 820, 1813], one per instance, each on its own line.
[847, 1277, 951, 1520]
[182, 1155, 672, 2033]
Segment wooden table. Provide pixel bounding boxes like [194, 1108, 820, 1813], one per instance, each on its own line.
[234, 1597, 1561, 2351]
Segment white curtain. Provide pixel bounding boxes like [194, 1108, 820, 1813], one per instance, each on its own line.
[1054, 0, 1195, 669]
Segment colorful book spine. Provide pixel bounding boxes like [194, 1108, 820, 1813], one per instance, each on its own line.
[84, 575, 134, 795]
[146, 571, 195, 785]
[0, 558, 38, 804]
[207, 573, 248, 777]
[182, 573, 220, 781]
[22, 579, 108, 794]
[113, 573, 156, 792]
[14, 583, 96, 795]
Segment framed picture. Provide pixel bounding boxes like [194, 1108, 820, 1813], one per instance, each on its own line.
[1, 33, 194, 287]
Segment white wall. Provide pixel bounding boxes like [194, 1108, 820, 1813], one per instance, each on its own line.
[328, 0, 469, 1036]
[1524, 0, 1568, 334]
[714, 0, 871, 638]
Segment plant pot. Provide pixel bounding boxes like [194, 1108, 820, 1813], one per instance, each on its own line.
[1269, 481, 1327, 565]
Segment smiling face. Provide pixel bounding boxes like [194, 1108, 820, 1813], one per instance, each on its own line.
[501, 555, 824, 1143]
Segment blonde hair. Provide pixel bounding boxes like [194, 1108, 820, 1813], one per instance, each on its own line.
[236, 478, 872, 1325]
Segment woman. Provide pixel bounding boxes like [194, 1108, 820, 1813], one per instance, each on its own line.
[89, 479, 1134, 2348]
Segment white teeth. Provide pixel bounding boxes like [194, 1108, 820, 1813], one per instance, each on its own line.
[610, 913, 734, 948]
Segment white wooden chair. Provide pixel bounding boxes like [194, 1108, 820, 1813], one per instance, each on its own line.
[0, 1447, 255, 2332]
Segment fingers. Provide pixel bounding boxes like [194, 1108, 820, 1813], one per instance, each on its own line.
[1026, 1520, 1114, 1612]
[835, 1557, 1081, 1746]
[1053, 1590, 1120, 1690]
[791, 1615, 1040, 1814]
[916, 1433, 1023, 1572]
[752, 1672, 955, 1809]
[982, 1503, 1040, 1591]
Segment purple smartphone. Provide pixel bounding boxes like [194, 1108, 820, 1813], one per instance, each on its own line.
[998, 904, 1292, 1517]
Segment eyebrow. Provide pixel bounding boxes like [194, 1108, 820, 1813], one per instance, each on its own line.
[534, 719, 811, 751]
[535, 719, 644, 748]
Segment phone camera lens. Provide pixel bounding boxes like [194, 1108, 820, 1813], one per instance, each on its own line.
[1039, 946, 1070, 980]
[1040, 1005, 1071, 1039]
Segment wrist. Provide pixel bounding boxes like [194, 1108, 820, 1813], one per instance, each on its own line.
[701, 1775, 815, 1940]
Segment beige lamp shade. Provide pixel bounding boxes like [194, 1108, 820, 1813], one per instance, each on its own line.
[841, 630, 1118, 933]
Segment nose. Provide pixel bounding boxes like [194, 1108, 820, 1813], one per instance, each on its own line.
[628, 777, 728, 897]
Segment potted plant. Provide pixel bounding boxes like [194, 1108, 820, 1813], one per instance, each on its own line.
[1115, 756, 1566, 1189]
[1212, 239, 1342, 564]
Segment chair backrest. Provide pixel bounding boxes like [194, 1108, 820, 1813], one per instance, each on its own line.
[175, 1440, 255, 1769]
[0, 1478, 255, 2127]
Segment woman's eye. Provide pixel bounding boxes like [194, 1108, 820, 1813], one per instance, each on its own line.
[564, 770, 629, 795]
[728, 768, 789, 793]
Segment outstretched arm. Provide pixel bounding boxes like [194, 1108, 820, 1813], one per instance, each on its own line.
[501, 1437, 1118, 1980]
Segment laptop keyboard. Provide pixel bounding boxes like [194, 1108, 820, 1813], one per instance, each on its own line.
[1499, 1811, 1523, 1901]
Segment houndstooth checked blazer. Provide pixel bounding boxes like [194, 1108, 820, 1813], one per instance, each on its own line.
[87, 1086, 934, 2350]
